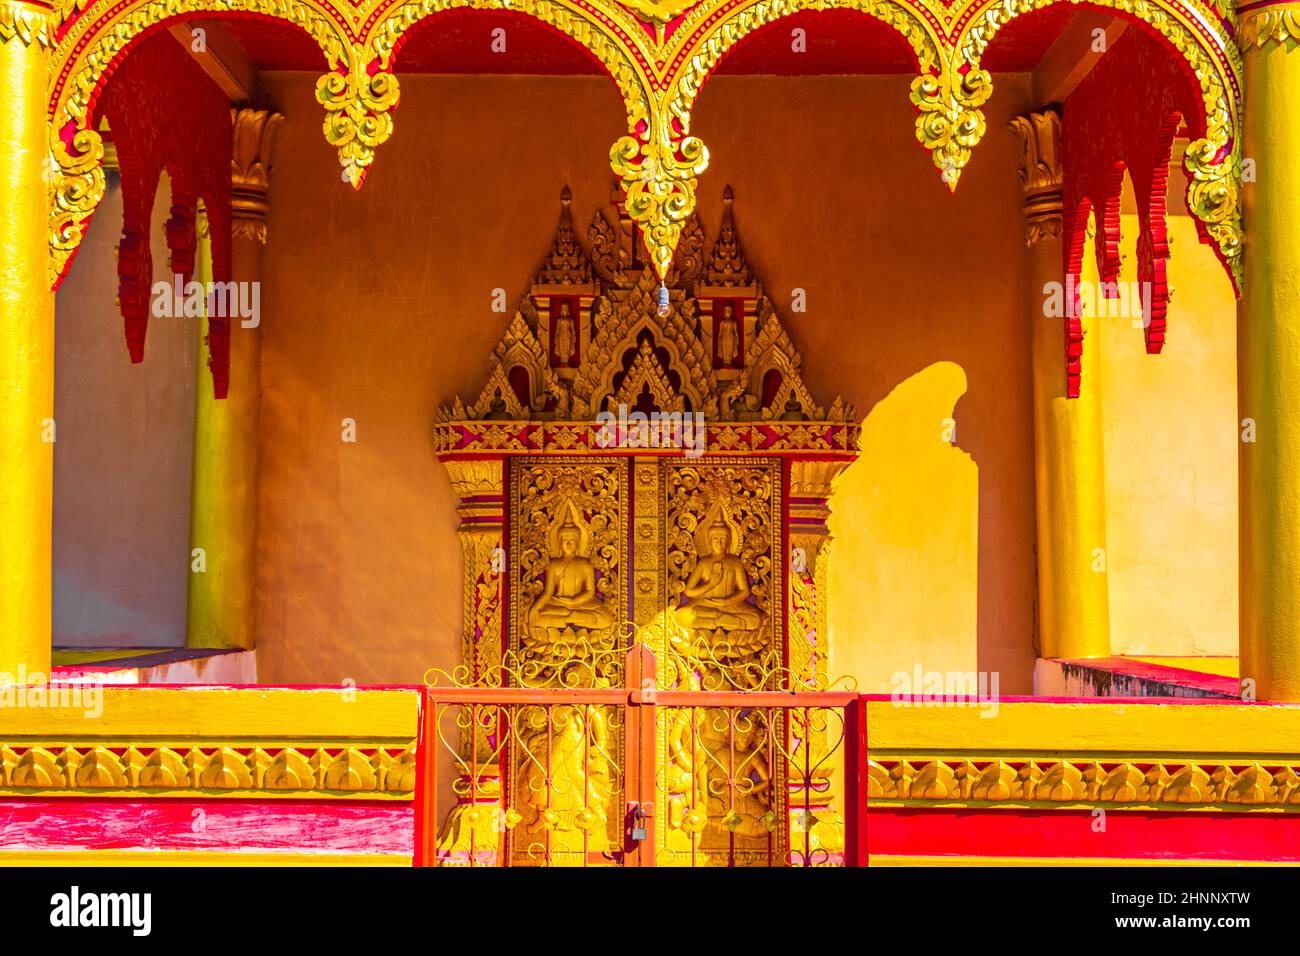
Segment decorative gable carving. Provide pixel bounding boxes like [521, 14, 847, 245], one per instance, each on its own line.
[436, 184, 855, 431]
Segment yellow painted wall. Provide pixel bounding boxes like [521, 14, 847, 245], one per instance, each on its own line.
[52, 174, 198, 648]
[1096, 168, 1238, 656]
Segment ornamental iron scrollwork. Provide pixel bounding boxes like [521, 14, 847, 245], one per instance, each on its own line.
[423, 626, 856, 866]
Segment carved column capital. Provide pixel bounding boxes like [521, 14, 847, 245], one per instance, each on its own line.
[230, 107, 284, 243]
[0, 1, 50, 48]
[1010, 109, 1064, 248]
[1238, 3, 1300, 49]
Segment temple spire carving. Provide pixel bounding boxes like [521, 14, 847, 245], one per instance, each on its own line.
[435, 184, 854, 429]
[535, 185, 592, 286]
[705, 186, 753, 287]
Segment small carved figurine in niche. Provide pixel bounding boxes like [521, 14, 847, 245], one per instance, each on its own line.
[526, 513, 614, 634]
[676, 517, 763, 631]
[716, 301, 740, 368]
[553, 300, 578, 367]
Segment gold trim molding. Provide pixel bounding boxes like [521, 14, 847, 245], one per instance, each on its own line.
[870, 756, 1300, 810]
[1238, 3, 1300, 47]
[43, 0, 1244, 290]
[0, 742, 416, 799]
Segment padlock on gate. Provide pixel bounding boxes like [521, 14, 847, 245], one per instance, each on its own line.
[628, 802, 649, 843]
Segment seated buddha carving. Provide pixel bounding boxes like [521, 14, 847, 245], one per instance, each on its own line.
[675, 520, 763, 631]
[527, 520, 615, 633]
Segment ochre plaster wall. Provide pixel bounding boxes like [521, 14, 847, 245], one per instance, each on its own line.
[254, 74, 627, 684]
[1096, 170, 1238, 656]
[52, 176, 198, 648]
[253, 72, 1039, 689]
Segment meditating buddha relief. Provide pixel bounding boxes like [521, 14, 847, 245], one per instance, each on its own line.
[675, 513, 763, 632]
[664, 462, 780, 684]
[512, 460, 626, 686]
[526, 509, 615, 635]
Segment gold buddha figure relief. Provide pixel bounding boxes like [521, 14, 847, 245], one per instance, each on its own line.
[675, 517, 764, 632]
[527, 513, 615, 635]
[717, 302, 740, 367]
[553, 301, 577, 367]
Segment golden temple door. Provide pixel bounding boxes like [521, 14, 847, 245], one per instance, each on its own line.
[423, 454, 852, 866]
[422, 183, 859, 866]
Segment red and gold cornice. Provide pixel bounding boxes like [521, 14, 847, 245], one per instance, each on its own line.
[43, 0, 1244, 288]
[431, 420, 862, 457]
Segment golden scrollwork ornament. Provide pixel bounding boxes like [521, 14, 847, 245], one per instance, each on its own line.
[316, 55, 401, 188]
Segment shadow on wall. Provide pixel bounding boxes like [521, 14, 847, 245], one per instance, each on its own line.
[828, 361, 1034, 694]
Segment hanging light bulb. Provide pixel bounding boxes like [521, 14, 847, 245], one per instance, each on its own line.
[657, 283, 671, 317]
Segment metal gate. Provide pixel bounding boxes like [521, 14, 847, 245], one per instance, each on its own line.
[416, 644, 860, 867]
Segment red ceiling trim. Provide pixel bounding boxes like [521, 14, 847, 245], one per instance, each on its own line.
[1061, 26, 1203, 399]
[96, 30, 234, 398]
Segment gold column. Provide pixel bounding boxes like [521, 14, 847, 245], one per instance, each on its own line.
[186, 108, 282, 649]
[1237, 10, 1300, 700]
[1012, 109, 1111, 660]
[0, 2, 53, 677]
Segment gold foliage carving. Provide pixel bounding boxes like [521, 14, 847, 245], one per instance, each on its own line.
[1238, 5, 1300, 48]
[316, 58, 400, 187]
[50, 127, 107, 287]
[610, 129, 710, 281]
[910, 62, 990, 188]
[12, 748, 62, 788]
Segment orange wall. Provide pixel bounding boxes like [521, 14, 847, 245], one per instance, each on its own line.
[255, 73, 627, 684]
[253, 72, 1039, 689]
[52, 175, 198, 648]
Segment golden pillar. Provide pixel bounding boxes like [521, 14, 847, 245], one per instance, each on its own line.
[1237, 11, 1300, 700]
[0, 2, 53, 677]
[1012, 110, 1111, 660]
[186, 108, 282, 649]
